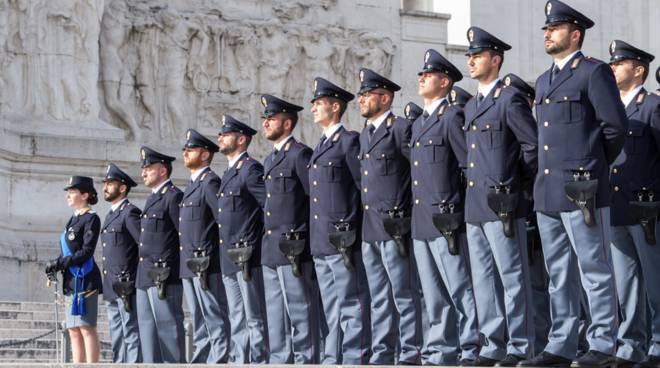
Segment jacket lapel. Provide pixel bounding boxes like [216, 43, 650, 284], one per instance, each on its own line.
[412, 101, 446, 142]
[184, 168, 209, 199]
[468, 82, 500, 124]
[546, 52, 582, 97]
[311, 127, 342, 163]
[366, 114, 392, 153]
[264, 147, 286, 177]
[142, 192, 162, 213]
[625, 88, 646, 118]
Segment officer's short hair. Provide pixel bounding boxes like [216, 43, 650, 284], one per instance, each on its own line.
[567, 23, 586, 48]
[123, 185, 131, 196]
[327, 96, 347, 118]
[487, 50, 505, 71]
[243, 135, 252, 147]
[282, 112, 299, 130]
[203, 151, 214, 165]
[163, 161, 173, 178]
[631, 60, 650, 82]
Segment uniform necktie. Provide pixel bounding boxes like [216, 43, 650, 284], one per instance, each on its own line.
[318, 134, 327, 148]
[550, 65, 560, 84]
[421, 111, 430, 128]
[476, 93, 484, 108]
[367, 124, 375, 141]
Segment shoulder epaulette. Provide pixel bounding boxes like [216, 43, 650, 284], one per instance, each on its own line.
[79, 207, 92, 215]
[386, 115, 394, 128]
[200, 171, 209, 181]
[284, 141, 292, 151]
[493, 87, 501, 99]
[236, 159, 244, 170]
[120, 202, 128, 211]
[161, 185, 169, 194]
[637, 91, 646, 104]
[332, 131, 340, 142]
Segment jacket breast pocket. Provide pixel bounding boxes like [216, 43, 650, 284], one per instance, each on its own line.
[422, 135, 446, 163]
[321, 160, 344, 182]
[105, 227, 123, 245]
[554, 91, 583, 123]
[181, 198, 202, 220]
[373, 151, 399, 175]
[625, 125, 647, 156]
[142, 210, 165, 232]
[480, 120, 504, 149]
[271, 168, 295, 192]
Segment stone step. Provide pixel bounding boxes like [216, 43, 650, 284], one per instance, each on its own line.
[0, 347, 112, 361]
[0, 320, 109, 331]
[0, 301, 108, 314]
[0, 329, 110, 341]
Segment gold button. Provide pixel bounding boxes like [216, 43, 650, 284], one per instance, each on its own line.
[266, 211, 271, 216]
[363, 188, 368, 193]
[469, 181, 474, 187]
[414, 161, 419, 166]
[544, 169, 550, 175]
[544, 121, 549, 127]
[486, 124, 490, 129]
[471, 143, 476, 149]
[313, 198, 318, 202]
[102, 243, 106, 247]
[267, 193, 271, 198]
[472, 125, 477, 131]
[220, 239, 223, 244]
[413, 180, 418, 186]
[103, 270, 107, 275]
[179, 246, 183, 251]
[364, 205, 369, 210]
[178, 232, 182, 236]
[314, 215, 318, 220]
[313, 164, 317, 169]
[139, 257, 143, 262]
[140, 242, 143, 246]
[102, 256, 106, 261]
[363, 171, 368, 176]
[219, 224, 222, 228]
[313, 181, 317, 186]
[415, 199, 420, 204]
[612, 168, 618, 174]
[103, 230, 107, 233]
[267, 230, 272, 235]
[178, 217, 181, 221]
[544, 145, 549, 151]
[614, 186, 620, 191]
[469, 162, 475, 168]
[628, 131, 633, 135]
[366, 154, 370, 158]
[545, 98, 550, 104]
[416, 142, 420, 147]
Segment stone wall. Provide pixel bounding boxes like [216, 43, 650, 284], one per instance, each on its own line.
[0, 0, 453, 301]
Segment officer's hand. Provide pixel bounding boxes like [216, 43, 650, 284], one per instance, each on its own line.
[45, 259, 60, 275]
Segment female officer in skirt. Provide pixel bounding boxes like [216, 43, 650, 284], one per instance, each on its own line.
[45, 176, 103, 363]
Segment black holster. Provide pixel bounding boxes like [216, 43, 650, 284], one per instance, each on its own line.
[328, 222, 356, 270]
[432, 203, 463, 256]
[487, 186, 519, 238]
[382, 209, 411, 257]
[112, 271, 135, 313]
[147, 260, 170, 300]
[564, 175, 598, 227]
[629, 200, 660, 245]
[279, 231, 307, 277]
[186, 249, 211, 290]
[525, 215, 542, 266]
[228, 241, 254, 282]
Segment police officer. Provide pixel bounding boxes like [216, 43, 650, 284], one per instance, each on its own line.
[357, 68, 422, 365]
[308, 77, 371, 364]
[260, 94, 320, 364]
[412, 49, 479, 365]
[520, 1, 628, 366]
[404, 102, 424, 123]
[135, 146, 185, 363]
[608, 40, 660, 368]
[216, 115, 268, 364]
[179, 129, 230, 363]
[464, 27, 538, 366]
[502, 73, 552, 355]
[100, 164, 141, 363]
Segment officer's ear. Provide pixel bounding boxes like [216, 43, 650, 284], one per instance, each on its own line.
[200, 149, 211, 163]
[119, 183, 128, 196]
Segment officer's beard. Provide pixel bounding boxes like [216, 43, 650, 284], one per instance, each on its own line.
[104, 188, 122, 202]
[545, 36, 570, 55]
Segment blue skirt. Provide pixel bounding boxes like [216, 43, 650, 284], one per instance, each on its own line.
[65, 291, 98, 329]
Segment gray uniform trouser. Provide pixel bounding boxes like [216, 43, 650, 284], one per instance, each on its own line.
[222, 267, 268, 364]
[611, 224, 660, 362]
[362, 240, 422, 364]
[181, 274, 230, 363]
[263, 262, 320, 364]
[466, 219, 535, 359]
[313, 251, 371, 365]
[105, 294, 141, 363]
[527, 235, 551, 355]
[536, 208, 618, 359]
[413, 235, 480, 364]
[136, 284, 185, 363]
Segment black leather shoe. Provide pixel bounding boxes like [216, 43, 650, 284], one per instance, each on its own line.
[518, 351, 572, 367]
[571, 350, 614, 367]
[474, 356, 500, 366]
[615, 357, 637, 368]
[496, 355, 525, 367]
[459, 358, 477, 366]
[634, 355, 660, 368]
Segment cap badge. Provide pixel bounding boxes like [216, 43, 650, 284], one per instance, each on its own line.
[451, 89, 457, 102]
[261, 96, 267, 107]
[186, 130, 191, 140]
[504, 76, 511, 86]
[468, 29, 474, 42]
[546, 1, 552, 15]
[222, 115, 226, 125]
[313, 80, 318, 93]
[359, 70, 364, 82]
[610, 40, 616, 54]
[106, 165, 111, 174]
[141, 149, 145, 160]
[424, 51, 430, 63]
[68, 176, 73, 185]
